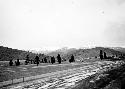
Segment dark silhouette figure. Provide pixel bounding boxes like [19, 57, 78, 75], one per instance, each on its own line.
[25, 55, 29, 65]
[104, 52, 107, 59]
[35, 56, 39, 66]
[9, 59, 13, 66]
[69, 55, 75, 63]
[15, 59, 20, 66]
[51, 56, 55, 64]
[57, 54, 61, 64]
[99, 50, 103, 60]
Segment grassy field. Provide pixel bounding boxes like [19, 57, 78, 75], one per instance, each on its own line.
[0, 59, 100, 82]
[1, 58, 124, 89]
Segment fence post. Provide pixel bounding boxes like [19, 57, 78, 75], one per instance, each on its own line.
[12, 78, 13, 84]
[23, 77, 24, 82]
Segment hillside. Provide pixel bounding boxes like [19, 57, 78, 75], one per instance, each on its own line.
[0, 46, 124, 61]
[62, 47, 124, 61]
[0, 46, 46, 61]
[0, 46, 25, 61]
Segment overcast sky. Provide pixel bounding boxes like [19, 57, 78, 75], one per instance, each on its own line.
[0, 0, 125, 50]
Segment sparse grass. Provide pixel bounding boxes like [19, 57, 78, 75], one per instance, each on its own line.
[0, 61, 92, 82]
[1, 59, 124, 89]
[72, 63, 125, 89]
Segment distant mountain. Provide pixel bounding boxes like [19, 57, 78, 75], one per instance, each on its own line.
[0, 46, 46, 61]
[47, 47, 77, 57]
[28, 49, 53, 54]
[109, 47, 125, 54]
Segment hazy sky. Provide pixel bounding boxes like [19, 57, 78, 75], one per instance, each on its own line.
[0, 0, 125, 50]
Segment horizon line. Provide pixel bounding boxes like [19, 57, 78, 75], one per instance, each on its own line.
[0, 45, 125, 52]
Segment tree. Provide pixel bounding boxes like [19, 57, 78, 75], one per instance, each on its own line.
[35, 56, 39, 66]
[44, 57, 47, 63]
[57, 54, 61, 64]
[53, 56, 55, 63]
[9, 59, 13, 66]
[104, 52, 107, 59]
[51, 56, 55, 64]
[42, 58, 45, 63]
[51, 56, 54, 64]
[69, 55, 75, 63]
[99, 50, 103, 60]
[15, 59, 20, 66]
[25, 55, 29, 65]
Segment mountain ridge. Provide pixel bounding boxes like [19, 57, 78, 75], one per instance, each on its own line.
[0, 46, 125, 61]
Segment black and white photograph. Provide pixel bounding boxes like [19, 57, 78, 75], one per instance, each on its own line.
[0, 0, 125, 89]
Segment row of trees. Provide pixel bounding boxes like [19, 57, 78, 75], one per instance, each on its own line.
[25, 55, 58, 65]
[9, 54, 75, 66]
[9, 49, 120, 66]
[99, 50, 107, 60]
[9, 59, 20, 66]
[100, 50, 125, 60]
